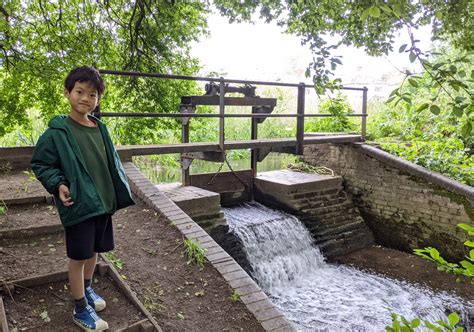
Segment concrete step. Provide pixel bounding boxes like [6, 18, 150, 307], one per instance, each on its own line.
[318, 230, 374, 259]
[312, 222, 370, 242]
[196, 217, 227, 232]
[255, 170, 343, 196]
[301, 201, 354, 215]
[157, 183, 228, 232]
[192, 212, 225, 223]
[289, 188, 342, 200]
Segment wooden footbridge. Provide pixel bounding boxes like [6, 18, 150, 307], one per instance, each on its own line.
[101, 70, 366, 183]
[1, 70, 367, 187]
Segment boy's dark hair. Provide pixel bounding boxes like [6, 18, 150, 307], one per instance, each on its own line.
[64, 66, 106, 97]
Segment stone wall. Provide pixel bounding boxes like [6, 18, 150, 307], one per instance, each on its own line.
[303, 143, 473, 261]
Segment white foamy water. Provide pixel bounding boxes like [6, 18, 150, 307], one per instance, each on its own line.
[224, 202, 472, 331]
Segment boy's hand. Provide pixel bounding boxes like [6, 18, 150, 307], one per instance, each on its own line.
[58, 184, 74, 206]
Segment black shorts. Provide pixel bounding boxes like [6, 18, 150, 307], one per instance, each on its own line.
[65, 214, 114, 260]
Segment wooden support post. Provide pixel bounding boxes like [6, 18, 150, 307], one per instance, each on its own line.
[361, 87, 368, 140]
[219, 78, 225, 154]
[181, 109, 190, 186]
[296, 83, 305, 155]
[250, 117, 258, 178]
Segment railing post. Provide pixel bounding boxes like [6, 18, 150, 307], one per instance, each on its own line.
[219, 78, 225, 154]
[361, 87, 368, 140]
[181, 106, 190, 186]
[92, 105, 101, 119]
[250, 116, 258, 178]
[296, 82, 305, 155]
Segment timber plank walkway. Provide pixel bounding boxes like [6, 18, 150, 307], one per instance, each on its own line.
[0, 134, 361, 168]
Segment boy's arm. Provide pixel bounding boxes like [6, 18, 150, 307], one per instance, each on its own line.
[31, 134, 68, 195]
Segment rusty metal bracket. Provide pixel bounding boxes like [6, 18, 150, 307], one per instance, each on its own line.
[179, 104, 196, 125]
[181, 157, 194, 170]
[182, 151, 225, 163]
[252, 105, 274, 123]
[257, 146, 297, 162]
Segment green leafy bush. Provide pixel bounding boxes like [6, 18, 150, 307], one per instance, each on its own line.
[305, 94, 357, 133]
[386, 311, 463, 332]
[379, 139, 473, 186]
[183, 239, 206, 268]
[414, 224, 474, 283]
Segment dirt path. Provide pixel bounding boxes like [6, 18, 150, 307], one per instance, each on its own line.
[113, 203, 264, 331]
[0, 171, 264, 331]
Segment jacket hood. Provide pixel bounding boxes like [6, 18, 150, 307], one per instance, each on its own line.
[48, 114, 103, 130]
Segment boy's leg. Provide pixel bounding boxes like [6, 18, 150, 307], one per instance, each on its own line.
[83, 252, 106, 312]
[83, 214, 114, 313]
[84, 253, 97, 281]
[66, 218, 109, 330]
[69, 259, 86, 300]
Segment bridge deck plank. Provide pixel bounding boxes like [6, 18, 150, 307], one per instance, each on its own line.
[117, 135, 361, 158]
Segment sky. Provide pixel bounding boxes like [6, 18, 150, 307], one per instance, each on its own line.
[190, 12, 432, 100]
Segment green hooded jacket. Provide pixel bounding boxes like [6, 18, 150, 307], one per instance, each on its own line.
[31, 115, 135, 227]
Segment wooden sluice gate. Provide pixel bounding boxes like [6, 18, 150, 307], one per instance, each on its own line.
[89, 70, 366, 197]
[0, 70, 367, 194]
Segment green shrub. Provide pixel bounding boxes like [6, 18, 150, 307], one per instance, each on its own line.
[305, 94, 357, 133]
[183, 239, 206, 268]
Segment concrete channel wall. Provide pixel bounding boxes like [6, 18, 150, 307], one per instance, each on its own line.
[303, 143, 473, 261]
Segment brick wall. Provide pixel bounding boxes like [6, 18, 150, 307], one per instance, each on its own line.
[303, 144, 473, 261]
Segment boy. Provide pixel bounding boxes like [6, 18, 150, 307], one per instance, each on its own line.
[31, 66, 135, 331]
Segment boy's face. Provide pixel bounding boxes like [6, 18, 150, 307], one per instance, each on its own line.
[64, 81, 100, 116]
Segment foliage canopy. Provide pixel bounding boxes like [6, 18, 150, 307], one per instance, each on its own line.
[214, 0, 473, 135]
[1, 0, 473, 140]
[0, 0, 208, 140]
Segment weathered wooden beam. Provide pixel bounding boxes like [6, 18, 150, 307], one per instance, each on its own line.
[182, 151, 225, 163]
[181, 96, 277, 107]
[0, 135, 362, 168]
[257, 146, 297, 162]
[110, 135, 362, 158]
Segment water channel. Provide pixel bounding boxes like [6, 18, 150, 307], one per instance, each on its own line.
[224, 202, 472, 331]
[134, 153, 299, 183]
[138, 155, 472, 330]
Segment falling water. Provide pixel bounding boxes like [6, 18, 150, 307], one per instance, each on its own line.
[224, 202, 472, 331]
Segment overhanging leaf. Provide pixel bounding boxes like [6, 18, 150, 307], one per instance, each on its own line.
[452, 106, 463, 118]
[429, 105, 441, 115]
[429, 248, 440, 260]
[464, 240, 474, 248]
[461, 122, 472, 138]
[416, 103, 429, 112]
[399, 44, 408, 53]
[408, 78, 419, 87]
[369, 6, 381, 18]
[448, 312, 460, 326]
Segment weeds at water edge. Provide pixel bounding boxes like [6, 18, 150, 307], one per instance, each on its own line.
[183, 239, 206, 268]
[229, 290, 241, 303]
[104, 251, 124, 270]
[0, 201, 7, 216]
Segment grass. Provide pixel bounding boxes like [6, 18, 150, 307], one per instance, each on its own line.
[104, 251, 124, 270]
[143, 295, 166, 314]
[18, 170, 37, 193]
[183, 239, 206, 268]
[0, 201, 7, 216]
[286, 161, 335, 176]
[229, 290, 241, 303]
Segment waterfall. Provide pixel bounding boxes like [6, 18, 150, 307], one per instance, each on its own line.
[224, 202, 472, 331]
